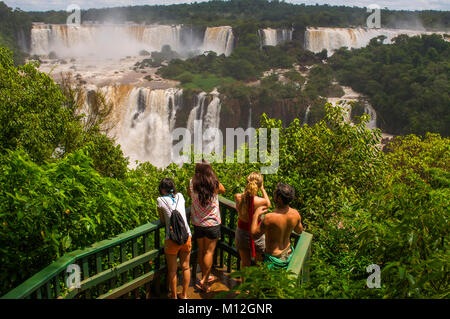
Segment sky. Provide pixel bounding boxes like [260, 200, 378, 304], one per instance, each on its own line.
[3, 0, 450, 12]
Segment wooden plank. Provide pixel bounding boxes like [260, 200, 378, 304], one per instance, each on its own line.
[98, 271, 156, 299]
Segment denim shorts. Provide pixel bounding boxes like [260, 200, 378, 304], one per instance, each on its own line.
[193, 225, 221, 240]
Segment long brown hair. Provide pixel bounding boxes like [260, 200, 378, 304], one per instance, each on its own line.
[192, 160, 219, 207]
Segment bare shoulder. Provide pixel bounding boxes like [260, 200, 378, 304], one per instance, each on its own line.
[254, 196, 268, 207]
[235, 193, 243, 202]
[262, 212, 277, 224]
[288, 207, 301, 220]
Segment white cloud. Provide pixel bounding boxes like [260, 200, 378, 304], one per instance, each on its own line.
[3, 0, 450, 11]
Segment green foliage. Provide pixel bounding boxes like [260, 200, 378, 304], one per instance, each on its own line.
[0, 149, 153, 295]
[329, 34, 450, 136]
[229, 124, 449, 299]
[159, 35, 321, 85]
[222, 264, 303, 299]
[0, 48, 74, 163]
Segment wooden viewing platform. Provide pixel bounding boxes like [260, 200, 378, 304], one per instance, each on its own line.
[1, 197, 312, 299]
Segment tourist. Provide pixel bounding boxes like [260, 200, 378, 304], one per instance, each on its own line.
[188, 160, 226, 292]
[157, 178, 192, 299]
[250, 183, 303, 270]
[234, 172, 271, 267]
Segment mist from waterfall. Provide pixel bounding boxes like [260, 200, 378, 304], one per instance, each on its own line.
[305, 27, 446, 55]
[30, 24, 236, 58]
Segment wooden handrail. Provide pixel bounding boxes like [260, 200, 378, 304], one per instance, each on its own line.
[2, 221, 163, 299]
[2, 197, 312, 299]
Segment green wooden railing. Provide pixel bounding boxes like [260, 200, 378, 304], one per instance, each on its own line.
[2, 196, 312, 299]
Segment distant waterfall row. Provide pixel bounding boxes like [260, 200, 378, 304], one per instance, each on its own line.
[30, 24, 297, 58]
[305, 27, 446, 55]
[30, 24, 235, 58]
[81, 86, 223, 168]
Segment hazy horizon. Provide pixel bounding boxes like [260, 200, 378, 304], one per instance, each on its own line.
[3, 0, 450, 12]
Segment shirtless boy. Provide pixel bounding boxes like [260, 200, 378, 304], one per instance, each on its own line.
[250, 183, 303, 269]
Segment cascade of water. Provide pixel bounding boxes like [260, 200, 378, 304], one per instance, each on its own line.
[202, 90, 222, 154]
[303, 105, 311, 125]
[187, 92, 208, 134]
[97, 87, 182, 168]
[202, 26, 234, 56]
[31, 23, 237, 57]
[260, 28, 293, 46]
[364, 104, 377, 130]
[304, 27, 445, 55]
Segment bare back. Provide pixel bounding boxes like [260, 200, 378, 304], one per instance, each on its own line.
[262, 207, 302, 256]
[235, 193, 268, 223]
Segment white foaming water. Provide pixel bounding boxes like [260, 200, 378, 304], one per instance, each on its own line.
[186, 90, 222, 155]
[31, 24, 183, 58]
[97, 86, 183, 168]
[202, 26, 234, 56]
[364, 104, 377, 130]
[202, 89, 222, 154]
[327, 85, 377, 129]
[305, 27, 446, 55]
[303, 105, 311, 125]
[260, 28, 293, 46]
[30, 23, 235, 58]
[79, 86, 223, 168]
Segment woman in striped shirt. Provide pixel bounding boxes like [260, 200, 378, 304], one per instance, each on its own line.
[188, 160, 225, 292]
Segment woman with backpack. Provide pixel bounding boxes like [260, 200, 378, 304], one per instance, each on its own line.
[188, 160, 226, 292]
[157, 178, 192, 299]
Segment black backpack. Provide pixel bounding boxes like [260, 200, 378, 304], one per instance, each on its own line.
[161, 195, 189, 245]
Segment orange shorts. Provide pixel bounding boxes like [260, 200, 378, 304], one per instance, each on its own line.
[164, 236, 192, 255]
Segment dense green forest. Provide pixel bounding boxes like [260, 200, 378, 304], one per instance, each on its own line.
[1, 47, 448, 298]
[329, 34, 450, 136]
[27, 0, 450, 31]
[157, 32, 449, 136]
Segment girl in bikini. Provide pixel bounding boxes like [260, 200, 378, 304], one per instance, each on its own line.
[234, 172, 271, 268]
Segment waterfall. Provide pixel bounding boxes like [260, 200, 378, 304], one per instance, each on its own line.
[260, 28, 293, 46]
[202, 26, 234, 56]
[303, 105, 311, 125]
[186, 90, 222, 155]
[187, 92, 208, 134]
[30, 23, 236, 57]
[80, 86, 223, 168]
[364, 104, 377, 130]
[202, 90, 222, 154]
[86, 86, 183, 168]
[30, 24, 51, 56]
[305, 27, 446, 55]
